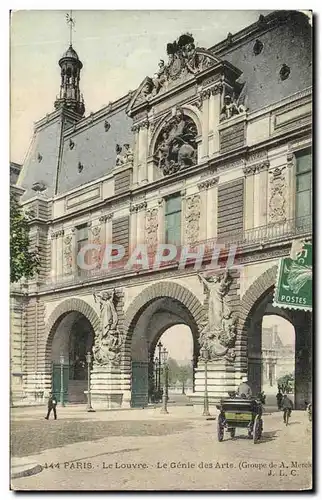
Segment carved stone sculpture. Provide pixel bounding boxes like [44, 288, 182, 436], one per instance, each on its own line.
[115, 144, 134, 166]
[139, 33, 217, 100]
[185, 195, 201, 247]
[146, 208, 159, 254]
[269, 167, 287, 223]
[154, 109, 197, 176]
[220, 94, 247, 121]
[93, 290, 123, 366]
[63, 234, 73, 275]
[198, 271, 237, 362]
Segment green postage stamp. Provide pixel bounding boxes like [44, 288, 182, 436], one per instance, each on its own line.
[273, 241, 312, 311]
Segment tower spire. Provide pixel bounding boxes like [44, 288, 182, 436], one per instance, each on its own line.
[66, 10, 75, 46]
[54, 11, 85, 117]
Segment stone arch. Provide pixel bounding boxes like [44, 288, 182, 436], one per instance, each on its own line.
[148, 105, 202, 157]
[44, 297, 100, 370]
[123, 281, 205, 347]
[238, 265, 278, 336]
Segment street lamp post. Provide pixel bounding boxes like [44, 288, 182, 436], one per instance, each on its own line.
[60, 354, 65, 407]
[200, 347, 210, 417]
[160, 347, 169, 415]
[157, 342, 162, 396]
[86, 352, 95, 412]
[154, 356, 159, 401]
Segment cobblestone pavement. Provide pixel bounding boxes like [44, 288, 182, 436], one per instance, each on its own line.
[11, 407, 312, 491]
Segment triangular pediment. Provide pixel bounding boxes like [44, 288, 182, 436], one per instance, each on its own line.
[127, 34, 224, 116]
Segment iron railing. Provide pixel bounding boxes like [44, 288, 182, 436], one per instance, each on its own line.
[40, 215, 311, 290]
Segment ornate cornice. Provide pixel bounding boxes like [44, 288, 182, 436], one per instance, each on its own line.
[51, 229, 64, 239]
[131, 119, 149, 132]
[130, 201, 147, 213]
[198, 177, 219, 191]
[243, 160, 270, 176]
[99, 213, 113, 222]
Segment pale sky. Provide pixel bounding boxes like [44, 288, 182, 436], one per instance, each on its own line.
[10, 9, 273, 164]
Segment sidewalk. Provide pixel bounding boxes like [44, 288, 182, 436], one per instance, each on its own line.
[11, 403, 215, 422]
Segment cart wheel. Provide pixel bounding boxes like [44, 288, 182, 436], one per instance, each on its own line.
[217, 415, 224, 442]
[230, 428, 236, 439]
[253, 415, 261, 443]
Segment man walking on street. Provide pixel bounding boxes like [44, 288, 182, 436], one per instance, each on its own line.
[282, 394, 293, 424]
[45, 392, 57, 420]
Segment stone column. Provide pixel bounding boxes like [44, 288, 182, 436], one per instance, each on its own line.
[206, 178, 219, 240]
[201, 90, 210, 159]
[210, 83, 223, 156]
[129, 206, 138, 253]
[55, 230, 64, 282]
[136, 202, 147, 245]
[287, 152, 296, 220]
[138, 120, 149, 184]
[243, 166, 256, 230]
[197, 183, 208, 241]
[257, 161, 270, 227]
[50, 231, 57, 282]
[180, 189, 186, 246]
[157, 198, 165, 245]
[131, 125, 140, 187]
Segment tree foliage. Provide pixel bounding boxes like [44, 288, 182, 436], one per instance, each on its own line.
[10, 193, 40, 283]
[277, 373, 294, 394]
[167, 357, 193, 392]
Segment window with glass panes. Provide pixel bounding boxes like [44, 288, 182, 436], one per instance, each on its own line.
[76, 224, 88, 274]
[165, 194, 181, 246]
[295, 148, 312, 223]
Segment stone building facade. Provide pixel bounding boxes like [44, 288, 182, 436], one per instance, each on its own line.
[11, 11, 312, 409]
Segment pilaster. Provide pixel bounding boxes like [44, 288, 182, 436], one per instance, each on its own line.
[210, 84, 223, 156]
[243, 166, 255, 230]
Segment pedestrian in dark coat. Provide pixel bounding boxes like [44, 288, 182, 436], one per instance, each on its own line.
[45, 392, 57, 420]
[282, 394, 293, 423]
[276, 388, 283, 410]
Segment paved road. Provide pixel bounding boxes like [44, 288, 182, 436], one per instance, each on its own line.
[11, 407, 312, 491]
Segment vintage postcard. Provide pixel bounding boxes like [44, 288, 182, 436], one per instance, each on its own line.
[10, 9, 312, 491]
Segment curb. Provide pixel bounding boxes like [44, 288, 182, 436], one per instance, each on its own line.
[11, 462, 43, 480]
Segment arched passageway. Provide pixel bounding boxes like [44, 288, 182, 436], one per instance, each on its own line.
[124, 282, 204, 408]
[45, 299, 100, 403]
[245, 286, 311, 408]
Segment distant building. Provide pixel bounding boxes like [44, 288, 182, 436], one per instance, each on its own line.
[262, 325, 295, 390]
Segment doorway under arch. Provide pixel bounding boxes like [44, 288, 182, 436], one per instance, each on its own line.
[246, 285, 311, 408]
[49, 311, 95, 403]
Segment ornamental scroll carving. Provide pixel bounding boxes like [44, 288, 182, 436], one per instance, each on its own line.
[90, 225, 102, 266]
[146, 208, 159, 254]
[137, 33, 216, 101]
[93, 290, 124, 366]
[269, 167, 287, 223]
[185, 195, 200, 247]
[63, 233, 73, 275]
[154, 108, 198, 176]
[198, 271, 237, 362]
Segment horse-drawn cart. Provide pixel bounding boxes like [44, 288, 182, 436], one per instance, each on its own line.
[216, 397, 263, 443]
